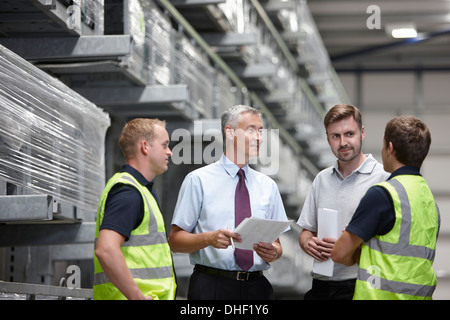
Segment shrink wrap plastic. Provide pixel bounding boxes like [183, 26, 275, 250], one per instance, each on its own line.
[72, 0, 104, 34]
[127, 0, 147, 83]
[174, 36, 214, 117]
[0, 45, 110, 214]
[129, 0, 172, 85]
[143, 1, 172, 85]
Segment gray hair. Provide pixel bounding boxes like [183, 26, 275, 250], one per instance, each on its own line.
[220, 105, 261, 142]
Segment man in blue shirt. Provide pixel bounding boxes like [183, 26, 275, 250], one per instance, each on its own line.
[332, 116, 437, 263]
[332, 116, 440, 299]
[169, 105, 289, 300]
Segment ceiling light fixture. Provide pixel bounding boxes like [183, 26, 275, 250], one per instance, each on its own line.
[385, 23, 418, 39]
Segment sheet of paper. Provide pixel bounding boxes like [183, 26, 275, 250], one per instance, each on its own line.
[313, 208, 339, 277]
[233, 217, 292, 250]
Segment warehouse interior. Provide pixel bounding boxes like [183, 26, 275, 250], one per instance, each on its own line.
[0, 0, 448, 300]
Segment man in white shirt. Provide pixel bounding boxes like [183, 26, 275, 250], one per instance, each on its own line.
[169, 105, 289, 300]
[297, 104, 389, 300]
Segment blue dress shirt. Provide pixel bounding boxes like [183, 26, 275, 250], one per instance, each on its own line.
[171, 154, 289, 271]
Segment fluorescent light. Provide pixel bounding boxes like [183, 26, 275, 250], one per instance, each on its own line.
[385, 23, 418, 39]
[391, 27, 418, 38]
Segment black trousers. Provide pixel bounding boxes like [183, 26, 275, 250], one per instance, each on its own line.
[304, 278, 356, 300]
[187, 265, 274, 300]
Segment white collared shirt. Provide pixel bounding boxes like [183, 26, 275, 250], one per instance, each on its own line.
[172, 154, 289, 271]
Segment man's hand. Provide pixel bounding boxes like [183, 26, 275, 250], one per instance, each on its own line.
[301, 233, 336, 261]
[169, 225, 241, 253]
[209, 229, 242, 249]
[253, 242, 278, 263]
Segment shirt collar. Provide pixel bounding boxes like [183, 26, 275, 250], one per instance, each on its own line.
[121, 164, 153, 188]
[332, 154, 378, 177]
[219, 153, 250, 180]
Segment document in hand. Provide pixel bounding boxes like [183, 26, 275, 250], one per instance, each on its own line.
[313, 208, 339, 277]
[233, 217, 292, 250]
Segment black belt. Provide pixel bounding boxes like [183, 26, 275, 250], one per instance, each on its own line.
[194, 265, 263, 281]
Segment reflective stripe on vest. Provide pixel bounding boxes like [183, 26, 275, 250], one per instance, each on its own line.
[365, 179, 437, 262]
[355, 176, 439, 300]
[94, 266, 174, 286]
[357, 268, 436, 298]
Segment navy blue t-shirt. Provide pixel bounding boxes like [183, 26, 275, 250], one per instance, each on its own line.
[346, 166, 422, 242]
[99, 164, 160, 241]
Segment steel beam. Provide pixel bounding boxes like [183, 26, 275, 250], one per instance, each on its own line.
[233, 63, 278, 78]
[0, 222, 95, 247]
[201, 32, 257, 47]
[0, 35, 132, 61]
[73, 85, 190, 106]
[169, 0, 226, 7]
[0, 195, 53, 222]
[0, 281, 92, 299]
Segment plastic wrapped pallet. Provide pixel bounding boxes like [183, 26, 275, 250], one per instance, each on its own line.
[126, 0, 147, 83]
[126, 0, 174, 85]
[0, 44, 110, 216]
[215, 70, 239, 117]
[174, 35, 214, 118]
[242, 4, 279, 68]
[72, 0, 105, 35]
[140, 0, 173, 85]
[218, 0, 246, 33]
[295, 0, 330, 77]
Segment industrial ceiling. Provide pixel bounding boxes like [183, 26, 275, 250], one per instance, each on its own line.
[307, 0, 450, 72]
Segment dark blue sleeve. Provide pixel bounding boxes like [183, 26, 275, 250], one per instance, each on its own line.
[346, 186, 395, 242]
[100, 184, 144, 241]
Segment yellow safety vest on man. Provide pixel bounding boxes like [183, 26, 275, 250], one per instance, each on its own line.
[354, 174, 439, 300]
[93, 172, 177, 300]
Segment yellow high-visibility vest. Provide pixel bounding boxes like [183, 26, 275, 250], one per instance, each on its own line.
[93, 172, 176, 300]
[354, 175, 439, 300]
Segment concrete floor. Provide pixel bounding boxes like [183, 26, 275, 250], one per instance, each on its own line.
[433, 235, 450, 300]
[434, 278, 450, 300]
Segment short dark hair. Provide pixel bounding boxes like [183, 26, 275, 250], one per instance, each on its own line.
[384, 115, 431, 168]
[324, 104, 363, 132]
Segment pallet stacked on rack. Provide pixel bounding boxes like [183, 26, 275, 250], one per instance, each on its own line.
[0, 45, 110, 221]
[69, 0, 229, 122]
[0, 44, 109, 299]
[174, 35, 216, 118]
[142, 0, 173, 86]
[0, 0, 104, 37]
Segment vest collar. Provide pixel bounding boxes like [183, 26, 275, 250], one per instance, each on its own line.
[388, 165, 421, 180]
